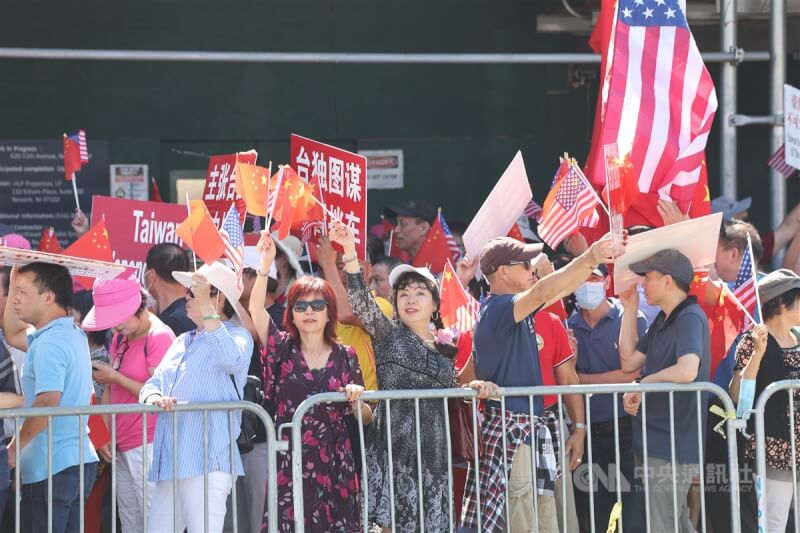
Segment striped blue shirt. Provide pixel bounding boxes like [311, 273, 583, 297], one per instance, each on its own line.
[140, 322, 253, 482]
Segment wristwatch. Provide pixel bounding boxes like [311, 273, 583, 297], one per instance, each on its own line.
[574, 422, 587, 431]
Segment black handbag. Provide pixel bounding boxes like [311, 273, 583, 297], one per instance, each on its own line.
[230, 374, 265, 454]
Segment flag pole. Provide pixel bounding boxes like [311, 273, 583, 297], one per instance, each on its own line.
[263, 160, 272, 231]
[387, 230, 394, 256]
[265, 165, 284, 231]
[71, 177, 81, 212]
[747, 233, 762, 324]
[571, 158, 610, 216]
[721, 283, 757, 326]
[185, 192, 197, 271]
[307, 191, 340, 221]
[305, 242, 315, 276]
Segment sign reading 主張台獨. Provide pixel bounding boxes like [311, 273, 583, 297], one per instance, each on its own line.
[0, 139, 109, 248]
[785, 84, 800, 171]
[290, 134, 367, 260]
[90, 195, 187, 283]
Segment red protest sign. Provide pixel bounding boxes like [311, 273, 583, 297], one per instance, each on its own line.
[290, 134, 367, 260]
[202, 151, 258, 228]
[90, 195, 188, 283]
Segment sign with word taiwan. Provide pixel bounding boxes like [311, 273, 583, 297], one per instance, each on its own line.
[90, 195, 187, 283]
[202, 151, 257, 228]
[290, 134, 367, 260]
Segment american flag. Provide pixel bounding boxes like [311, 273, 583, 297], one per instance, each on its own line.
[220, 205, 245, 288]
[587, 0, 717, 205]
[537, 160, 601, 249]
[439, 212, 461, 260]
[767, 144, 798, 178]
[455, 295, 481, 334]
[732, 236, 758, 318]
[523, 199, 543, 223]
[68, 130, 89, 163]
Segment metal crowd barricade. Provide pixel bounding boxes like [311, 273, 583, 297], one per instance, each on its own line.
[287, 382, 741, 533]
[0, 400, 277, 533]
[752, 379, 800, 533]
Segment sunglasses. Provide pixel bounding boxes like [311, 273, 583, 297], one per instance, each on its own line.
[292, 299, 327, 313]
[187, 287, 219, 299]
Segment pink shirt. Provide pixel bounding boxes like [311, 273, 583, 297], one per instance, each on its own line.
[109, 321, 175, 451]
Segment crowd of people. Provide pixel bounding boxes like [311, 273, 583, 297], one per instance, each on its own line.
[1, 192, 800, 532]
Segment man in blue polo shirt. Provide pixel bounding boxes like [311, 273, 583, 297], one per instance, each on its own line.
[3, 263, 98, 533]
[619, 249, 710, 533]
[461, 235, 623, 533]
[569, 264, 647, 532]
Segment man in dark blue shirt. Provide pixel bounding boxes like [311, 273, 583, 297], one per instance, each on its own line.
[463, 235, 623, 532]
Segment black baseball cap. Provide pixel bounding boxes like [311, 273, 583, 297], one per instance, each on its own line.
[629, 249, 693, 287]
[384, 201, 436, 224]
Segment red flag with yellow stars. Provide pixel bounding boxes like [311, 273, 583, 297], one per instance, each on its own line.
[438, 259, 479, 332]
[235, 162, 272, 217]
[687, 157, 711, 218]
[689, 269, 745, 379]
[507, 223, 525, 242]
[412, 214, 453, 275]
[271, 166, 323, 240]
[176, 201, 227, 264]
[63, 220, 114, 289]
[37, 227, 62, 254]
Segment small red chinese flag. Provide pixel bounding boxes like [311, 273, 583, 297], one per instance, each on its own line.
[235, 162, 272, 216]
[412, 216, 454, 275]
[602, 153, 639, 216]
[63, 220, 114, 289]
[63, 130, 88, 181]
[38, 227, 62, 254]
[507, 223, 525, 242]
[271, 167, 323, 240]
[176, 201, 227, 264]
[151, 177, 164, 203]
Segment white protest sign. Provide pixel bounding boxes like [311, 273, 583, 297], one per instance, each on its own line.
[785, 84, 800, 170]
[0, 246, 136, 280]
[613, 212, 723, 294]
[462, 151, 533, 259]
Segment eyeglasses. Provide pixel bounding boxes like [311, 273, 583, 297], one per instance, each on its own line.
[505, 260, 533, 271]
[292, 299, 327, 313]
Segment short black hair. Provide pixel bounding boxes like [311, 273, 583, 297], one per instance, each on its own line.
[0, 267, 10, 296]
[145, 243, 190, 283]
[17, 262, 73, 310]
[720, 219, 763, 262]
[761, 287, 800, 321]
[70, 290, 109, 347]
[373, 256, 402, 271]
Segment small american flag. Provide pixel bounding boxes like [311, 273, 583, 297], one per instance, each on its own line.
[538, 160, 601, 249]
[456, 295, 481, 334]
[68, 130, 89, 163]
[732, 236, 757, 318]
[767, 144, 798, 178]
[220, 205, 245, 288]
[439, 212, 461, 261]
[523, 199, 543, 223]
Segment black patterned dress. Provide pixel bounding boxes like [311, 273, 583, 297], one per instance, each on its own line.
[346, 271, 456, 532]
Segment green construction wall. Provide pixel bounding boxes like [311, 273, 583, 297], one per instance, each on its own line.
[0, 0, 798, 232]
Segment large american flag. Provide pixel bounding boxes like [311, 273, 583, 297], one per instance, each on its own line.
[220, 205, 245, 288]
[732, 236, 758, 318]
[537, 160, 601, 249]
[587, 0, 717, 204]
[439, 212, 461, 261]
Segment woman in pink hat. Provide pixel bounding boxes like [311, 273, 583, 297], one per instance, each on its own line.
[82, 277, 175, 533]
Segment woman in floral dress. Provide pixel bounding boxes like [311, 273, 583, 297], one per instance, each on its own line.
[330, 221, 497, 532]
[730, 269, 800, 532]
[249, 232, 372, 533]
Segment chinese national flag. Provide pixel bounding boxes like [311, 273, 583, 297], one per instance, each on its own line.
[63, 220, 114, 289]
[690, 269, 745, 379]
[412, 216, 454, 275]
[602, 154, 639, 216]
[176, 201, 227, 264]
[507, 223, 525, 242]
[271, 167, 323, 240]
[235, 162, 272, 217]
[38, 227, 62, 254]
[439, 260, 480, 332]
[63, 135, 83, 181]
[151, 177, 164, 202]
[687, 158, 712, 219]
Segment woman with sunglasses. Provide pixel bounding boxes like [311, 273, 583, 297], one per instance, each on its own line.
[329, 221, 498, 533]
[82, 278, 175, 533]
[140, 262, 252, 533]
[249, 232, 371, 533]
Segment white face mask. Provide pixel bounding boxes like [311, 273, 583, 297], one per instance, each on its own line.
[575, 281, 606, 310]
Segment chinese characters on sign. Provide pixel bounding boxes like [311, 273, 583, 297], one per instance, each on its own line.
[202, 151, 258, 228]
[785, 84, 800, 171]
[290, 134, 368, 260]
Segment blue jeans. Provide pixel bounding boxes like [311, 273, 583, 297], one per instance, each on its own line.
[20, 462, 98, 533]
